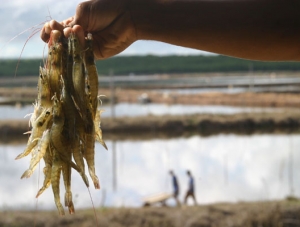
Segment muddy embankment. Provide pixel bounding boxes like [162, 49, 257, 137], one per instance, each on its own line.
[1, 89, 300, 142]
[1, 200, 300, 227]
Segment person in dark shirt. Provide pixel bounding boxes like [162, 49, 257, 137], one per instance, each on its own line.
[184, 170, 197, 205]
[169, 170, 181, 206]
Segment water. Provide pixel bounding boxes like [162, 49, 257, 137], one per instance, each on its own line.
[0, 103, 290, 120]
[1, 134, 299, 210]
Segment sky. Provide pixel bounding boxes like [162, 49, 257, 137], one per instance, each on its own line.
[0, 0, 211, 59]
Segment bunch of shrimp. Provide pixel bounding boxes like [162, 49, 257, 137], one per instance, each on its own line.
[15, 30, 107, 216]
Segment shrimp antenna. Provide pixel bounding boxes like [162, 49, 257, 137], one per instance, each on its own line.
[87, 188, 99, 227]
[14, 28, 42, 78]
[47, 6, 52, 21]
[0, 21, 46, 54]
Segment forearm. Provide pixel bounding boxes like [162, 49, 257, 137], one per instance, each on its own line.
[129, 0, 300, 61]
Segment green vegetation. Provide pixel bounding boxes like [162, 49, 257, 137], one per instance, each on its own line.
[1, 55, 300, 76]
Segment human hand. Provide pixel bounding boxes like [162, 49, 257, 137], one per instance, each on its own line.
[40, 0, 137, 59]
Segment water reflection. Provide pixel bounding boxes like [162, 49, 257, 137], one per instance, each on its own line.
[0, 103, 289, 120]
[0, 134, 299, 211]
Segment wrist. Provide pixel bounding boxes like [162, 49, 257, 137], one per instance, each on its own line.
[127, 0, 162, 41]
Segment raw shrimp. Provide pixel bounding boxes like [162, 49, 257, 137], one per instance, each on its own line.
[83, 33, 98, 117]
[18, 30, 106, 216]
[51, 148, 65, 216]
[72, 137, 89, 187]
[70, 33, 86, 116]
[16, 108, 52, 160]
[84, 131, 100, 189]
[47, 30, 63, 98]
[94, 109, 107, 150]
[38, 66, 52, 109]
[36, 146, 53, 198]
[21, 129, 50, 179]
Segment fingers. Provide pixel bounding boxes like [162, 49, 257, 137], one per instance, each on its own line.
[49, 30, 62, 46]
[40, 22, 51, 43]
[62, 17, 74, 27]
[69, 25, 86, 48]
[63, 25, 85, 48]
[41, 19, 85, 48]
[70, 1, 91, 30]
[50, 20, 65, 32]
[40, 19, 67, 43]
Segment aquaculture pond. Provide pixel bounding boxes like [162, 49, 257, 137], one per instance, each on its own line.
[0, 133, 299, 210]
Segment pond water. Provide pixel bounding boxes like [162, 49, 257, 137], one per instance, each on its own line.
[0, 103, 290, 120]
[1, 133, 299, 211]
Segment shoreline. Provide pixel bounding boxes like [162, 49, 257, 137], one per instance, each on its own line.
[1, 111, 300, 143]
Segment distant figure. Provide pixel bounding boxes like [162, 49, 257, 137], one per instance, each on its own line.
[184, 170, 197, 205]
[169, 170, 181, 206]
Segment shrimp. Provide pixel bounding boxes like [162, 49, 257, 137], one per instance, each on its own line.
[83, 33, 98, 117]
[47, 30, 63, 98]
[50, 94, 73, 215]
[61, 79, 77, 144]
[70, 33, 85, 114]
[15, 108, 52, 160]
[62, 160, 75, 214]
[94, 109, 107, 150]
[50, 94, 77, 169]
[21, 129, 50, 179]
[16, 29, 106, 217]
[27, 101, 39, 128]
[38, 66, 52, 110]
[70, 33, 94, 134]
[72, 137, 89, 187]
[84, 131, 100, 189]
[36, 146, 53, 198]
[51, 147, 65, 216]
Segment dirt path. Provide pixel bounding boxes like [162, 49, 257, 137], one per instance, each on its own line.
[1, 200, 300, 227]
[99, 88, 300, 108]
[1, 86, 300, 108]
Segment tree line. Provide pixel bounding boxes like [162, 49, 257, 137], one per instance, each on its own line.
[1, 55, 300, 77]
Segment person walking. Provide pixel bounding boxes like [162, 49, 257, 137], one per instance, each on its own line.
[184, 170, 197, 205]
[169, 170, 181, 207]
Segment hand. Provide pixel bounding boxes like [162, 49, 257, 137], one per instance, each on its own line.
[40, 0, 137, 59]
